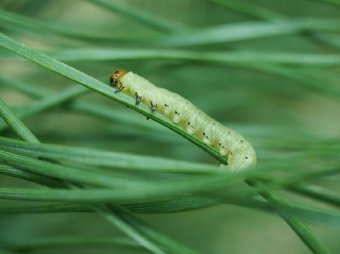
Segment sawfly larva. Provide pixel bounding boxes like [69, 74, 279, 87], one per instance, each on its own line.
[110, 69, 256, 172]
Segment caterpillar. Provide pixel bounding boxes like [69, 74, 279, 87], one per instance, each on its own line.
[110, 69, 257, 172]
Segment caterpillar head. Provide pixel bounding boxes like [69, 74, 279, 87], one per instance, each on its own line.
[110, 69, 127, 87]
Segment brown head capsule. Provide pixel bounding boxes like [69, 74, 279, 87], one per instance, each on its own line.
[110, 69, 127, 87]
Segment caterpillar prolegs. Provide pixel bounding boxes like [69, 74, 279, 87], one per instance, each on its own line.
[110, 69, 257, 172]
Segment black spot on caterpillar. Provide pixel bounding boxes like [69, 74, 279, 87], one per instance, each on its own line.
[110, 69, 257, 172]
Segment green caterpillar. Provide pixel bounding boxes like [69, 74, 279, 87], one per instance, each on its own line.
[110, 69, 257, 172]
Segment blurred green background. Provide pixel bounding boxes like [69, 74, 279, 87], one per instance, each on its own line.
[1, 0, 340, 253]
